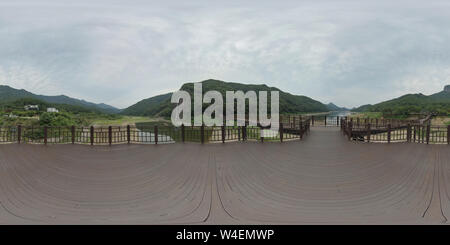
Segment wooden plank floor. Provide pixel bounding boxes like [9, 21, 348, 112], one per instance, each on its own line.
[0, 127, 449, 224]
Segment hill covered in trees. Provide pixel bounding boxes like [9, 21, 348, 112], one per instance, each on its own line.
[352, 85, 450, 116]
[0, 97, 120, 127]
[121, 79, 330, 117]
[0, 85, 120, 114]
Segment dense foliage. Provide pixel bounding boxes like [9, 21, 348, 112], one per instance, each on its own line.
[351, 89, 450, 117]
[121, 79, 330, 117]
[0, 98, 121, 127]
[0, 85, 120, 114]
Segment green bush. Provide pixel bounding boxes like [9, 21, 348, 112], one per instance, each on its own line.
[39, 112, 76, 127]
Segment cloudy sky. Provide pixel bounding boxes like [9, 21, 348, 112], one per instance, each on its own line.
[1, 0, 450, 109]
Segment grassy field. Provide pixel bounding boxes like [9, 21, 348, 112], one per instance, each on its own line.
[349, 112, 383, 119]
[431, 116, 450, 126]
[90, 116, 166, 126]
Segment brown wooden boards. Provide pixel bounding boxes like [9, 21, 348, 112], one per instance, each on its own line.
[0, 127, 449, 224]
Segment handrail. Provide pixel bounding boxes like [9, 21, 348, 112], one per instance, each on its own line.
[0, 117, 311, 145]
[341, 118, 449, 145]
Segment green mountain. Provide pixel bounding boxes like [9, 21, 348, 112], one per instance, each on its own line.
[121, 79, 329, 117]
[120, 93, 173, 117]
[326, 103, 348, 111]
[0, 97, 102, 114]
[0, 85, 120, 114]
[352, 85, 450, 116]
[351, 104, 372, 112]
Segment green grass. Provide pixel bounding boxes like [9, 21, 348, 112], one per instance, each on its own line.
[350, 112, 383, 119]
[90, 116, 159, 126]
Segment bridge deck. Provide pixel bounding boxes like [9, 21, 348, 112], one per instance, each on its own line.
[0, 127, 449, 224]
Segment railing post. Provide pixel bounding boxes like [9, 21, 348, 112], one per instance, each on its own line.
[311, 116, 314, 126]
[17, 125, 21, 144]
[324, 116, 327, 126]
[127, 125, 131, 144]
[367, 123, 371, 142]
[238, 126, 241, 141]
[71, 125, 75, 144]
[242, 125, 246, 141]
[348, 121, 353, 140]
[413, 125, 416, 143]
[90, 126, 94, 145]
[419, 125, 425, 143]
[375, 118, 378, 128]
[300, 120, 303, 139]
[447, 125, 450, 145]
[44, 126, 48, 145]
[181, 124, 185, 143]
[357, 117, 360, 127]
[426, 123, 430, 145]
[387, 124, 391, 143]
[407, 124, 411, 142]
[279, 122, 284, 142]
[292, 117, 296, 130]
[108, 126, 112, 145]
[221, 125, 225, 143]
[337, 116, 339, 126]
[154, 125, 158, 144]
[200, 124, 204, 144]
[260, 130, 264, 143]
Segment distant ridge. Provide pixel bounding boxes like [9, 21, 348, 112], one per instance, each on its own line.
[352, 85, 450, 115]
[326, 102, 348, 111]
[121, 79, 330, 117]
[0, 85, 120, 114]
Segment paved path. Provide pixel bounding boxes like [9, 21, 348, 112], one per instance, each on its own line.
[0, 127, 449, 224]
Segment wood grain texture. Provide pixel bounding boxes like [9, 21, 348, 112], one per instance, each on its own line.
[0, 127, 449, 224]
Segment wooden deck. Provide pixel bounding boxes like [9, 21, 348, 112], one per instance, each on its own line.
[0, 127, 449, 224]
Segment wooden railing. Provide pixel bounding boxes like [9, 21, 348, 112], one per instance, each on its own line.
[0, 117, 311, 145]
[341, 118, 450, 144]
[308, 115, 343, 126]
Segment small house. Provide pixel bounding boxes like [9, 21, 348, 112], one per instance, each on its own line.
[47, 108, 59, 113]
[24, 105, 39, 111]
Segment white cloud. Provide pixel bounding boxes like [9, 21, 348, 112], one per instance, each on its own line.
[0, 0, 450, 108]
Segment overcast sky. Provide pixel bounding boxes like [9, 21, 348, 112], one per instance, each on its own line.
[1, 0, 450, 109]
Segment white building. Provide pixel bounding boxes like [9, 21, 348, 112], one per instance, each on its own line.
[47, 107, 59, 113]
[24, 105, 39, 110]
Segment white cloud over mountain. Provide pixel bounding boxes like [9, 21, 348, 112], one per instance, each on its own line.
[0, 0, 450, 108]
